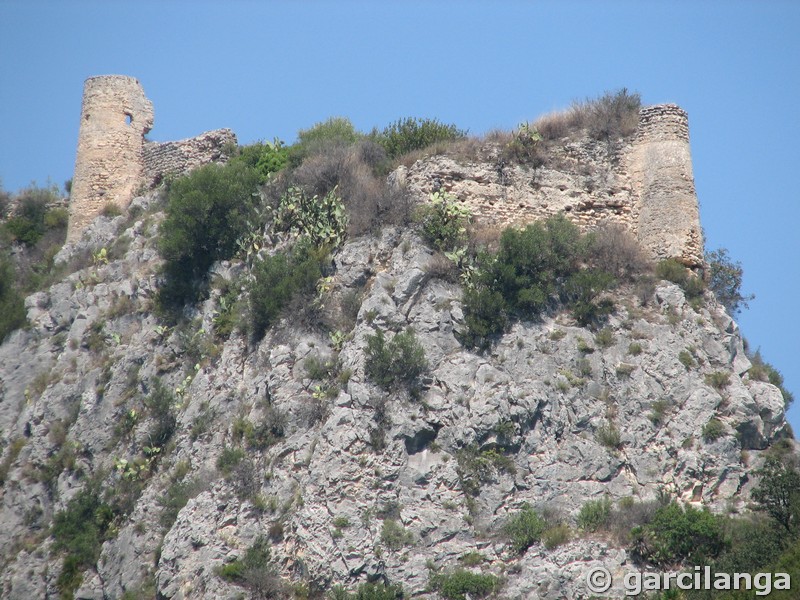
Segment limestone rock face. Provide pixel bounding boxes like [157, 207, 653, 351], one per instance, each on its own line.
[0, 189, 791, 598]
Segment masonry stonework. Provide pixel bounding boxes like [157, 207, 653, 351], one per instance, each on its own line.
[67, 75, 702, 267]
[628, 104, 703, 266]
[401, 103, 704, 267]
[67, 76, 236, 242]
[67, 76, 153, 243]
[142, 129, 237, 188]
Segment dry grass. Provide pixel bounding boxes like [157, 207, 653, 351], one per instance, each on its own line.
[589, 223, 652, 281]
[467, 222, 504, 254]
[425, 252, 459, 283]
[289, 143, 412, 237]
[535, 108, 584, 141]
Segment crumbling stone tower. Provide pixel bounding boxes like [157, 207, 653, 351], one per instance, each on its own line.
[629, 104, 704, 267]
[67, 75, 153, 243]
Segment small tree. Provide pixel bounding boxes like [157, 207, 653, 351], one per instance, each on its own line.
[752, 457, 800, 534]
[705, 248, 754, 316]
[631, 502, 726, 566]
[158, 162, 261, 307]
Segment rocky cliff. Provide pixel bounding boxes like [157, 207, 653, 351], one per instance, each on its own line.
[0, 173, 791, 599]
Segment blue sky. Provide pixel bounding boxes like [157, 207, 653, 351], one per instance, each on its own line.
[1, 1, 799, 430]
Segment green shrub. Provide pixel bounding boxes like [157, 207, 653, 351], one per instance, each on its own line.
[248, 243, 327, 341]
[458, 287, 508, 351]
[429, 568, 499, 600]
[244, 407, 287, 450]
[563, 269, 615, 326]
[705, 248, 754, 316]
[0, 255, 26, 341]
[3, 184, 59, 246]
[231, 139, 289, 183]
[159, 477, 206, 529]
[216, 446, 245, 475]
[329, 582, 405, 600]
[504, 503, 547, 553]
[100, 202, 122, 218]
[305, 354, 337, 380]
[702, 418, 726, 443]
[217, 535, 283, 596]
[157, 161, 261, 307]
[705, 371, 730, 390]
[656, 258, 689, 285]
[594, 327, 615, 348]
[542, 523, 572, 549]
[289, 117, 363, 166]
[461, 216, 616, 348]
[455, 445, 516, 497]
[752, 457, 800, 534]
[596, 424, 622, 448]
[628, 342, 643, 356]
[332, 516, 351, 529]
[414, 189, 471, 252]
[502, 121, 547, 167]
[143, 379, 177, 449]
[52, 485, 116, 598]
[678, 350, 695, 369]
[631, 502, 725, 566]
[44, 207, 69, 229]
[375, 117, 466, 159]
[381, 518, 414, 551]
[656, 258, 705, 303]
[364, 328, 427, 396]
[615, 363, 635, 378]
[578, 497, 612, 532]
[458, 551, 485, 567]
[649, 398, 671, 425]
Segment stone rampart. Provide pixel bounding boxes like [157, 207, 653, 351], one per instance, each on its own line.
[401, 103, 704, 267]
[142, 129, 237, 188]
[67, 76, 703, 267]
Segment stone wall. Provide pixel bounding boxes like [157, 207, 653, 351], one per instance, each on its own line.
[67, 77, 703, 267]
[67, 76, 153, 243]
[401, 103, 704, 267]
[142, 129, 237, 188]
[67, 76, 235, 243]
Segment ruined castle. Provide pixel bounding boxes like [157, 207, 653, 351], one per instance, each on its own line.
[67, 75, 703, 266]
[66, 75, 235, 242]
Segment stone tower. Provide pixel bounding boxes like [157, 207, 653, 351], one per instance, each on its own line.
[67, 75, 154, 243]
[628, 104, 704, 267]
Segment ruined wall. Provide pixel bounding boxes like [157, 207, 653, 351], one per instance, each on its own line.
[67, 76, 153, 243]
[401, 103, 704, 267]
[68, 76, 236, 243]
[142, 129, 237, 188]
